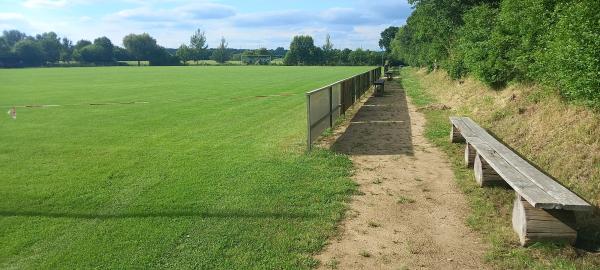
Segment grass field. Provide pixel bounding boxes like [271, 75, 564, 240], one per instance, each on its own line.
[0, 66, 372, 269]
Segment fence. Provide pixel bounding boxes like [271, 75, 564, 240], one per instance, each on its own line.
[306, 67, 382, 150]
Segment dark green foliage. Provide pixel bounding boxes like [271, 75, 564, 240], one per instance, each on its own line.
[379, 26, 399, 52]
[537, 1, 600, 107]
[92, 36, 114, 62]
[123, 33, 159, 66]
[210, 37, 230, 63]
[36, 32, 61, 63]
[2, 30, 26, 47]
[392, 0, 600, 107]
[284, 35, 319, 65]
[14, 39, 44, 66]
[458, 5, 513, 87]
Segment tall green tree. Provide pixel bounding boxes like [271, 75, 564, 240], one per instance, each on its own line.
[37, 32, 61, 63]
[378, 26, 399, 52]
[283, 35, 320, 65]
[60, 38, 73, 63]
[176, 44, 192, 64]
[322, 34, 335, 65]
[123, 33, 158, 66]
[93, 36, 114, 63]
[210, 37, 229, 63]
[14, 39, 44, 66]
[2, 30, 27, 47]
[190, 29, 208, 63]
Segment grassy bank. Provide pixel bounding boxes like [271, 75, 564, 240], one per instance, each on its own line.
[400, 67, 600, 269]
[0, 66, 371, 269]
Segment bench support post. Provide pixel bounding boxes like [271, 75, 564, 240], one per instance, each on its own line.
[464, 143, 476, 168]
[450, 124, 465, 143]
[474, 154, 504, 186]
[512, 194, 577, 246]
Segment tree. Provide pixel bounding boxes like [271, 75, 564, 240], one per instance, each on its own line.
[283, 35, 320, 65]
[211, 37, 229, 63]
[113, 46, 133, 61]
[340, 48, 352, 65]
[60, 38, 73, 63]
[149, 46, 180, 66]
[190, 29, 208, 63]
[37, 32, 61, 63]
[176, 44, 192, 64]
[93, 36, 114, 63]
[14, 39, 44, 66]
[74, 40, 92, 50]
[123, 33, 158, 66]
[322, 34, 335, 65]
[2, 30, 27, 47]
[379, 26, 399, 52]
[77, 45, 102, 63]
[273, 47, 286, 57]
[349, 48, 368, 65]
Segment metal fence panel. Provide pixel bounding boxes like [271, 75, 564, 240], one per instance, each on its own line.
[305, 67, 381, 150]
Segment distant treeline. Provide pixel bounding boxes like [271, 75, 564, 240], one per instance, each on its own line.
[0, 29, 281, 67]
[391, 1, 600, 108]
[0, 28, 387, 68]
[282, 35, 385, 66]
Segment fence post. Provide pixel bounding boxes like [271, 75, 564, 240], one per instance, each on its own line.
[329, 86, 333, 128]
[306, 94, 311, 151]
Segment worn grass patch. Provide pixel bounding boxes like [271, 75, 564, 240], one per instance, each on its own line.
[401, 67, 600, 269]
[0, 66, 373, 269]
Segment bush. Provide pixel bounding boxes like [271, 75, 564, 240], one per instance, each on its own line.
[537, 1, 600, 107]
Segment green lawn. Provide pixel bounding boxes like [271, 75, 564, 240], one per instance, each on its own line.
[0, 66, 371, 269]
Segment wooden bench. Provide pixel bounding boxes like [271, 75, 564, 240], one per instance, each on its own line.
[450, 116, 592, 246]
[385, 71, 393, 81]
[373, 79, 385, 97]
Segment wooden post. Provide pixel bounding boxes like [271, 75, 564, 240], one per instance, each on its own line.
[450, 124, 465, 143]
[464, 143, 476, 168]
[512, 194, 577, 246]
[473, 154, 504, 186]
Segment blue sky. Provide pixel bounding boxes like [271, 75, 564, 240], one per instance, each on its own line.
[0, 0, 412, 49]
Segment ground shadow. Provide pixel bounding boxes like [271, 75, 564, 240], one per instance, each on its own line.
[332, 82, 413, 155]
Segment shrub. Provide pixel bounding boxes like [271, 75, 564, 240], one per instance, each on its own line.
[537, 1, 600, 108]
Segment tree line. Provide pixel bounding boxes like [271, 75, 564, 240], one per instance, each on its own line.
[282, 35, 384, 66]
[0, 30, 179, 67]
[0, 28, 387, 68]
[389, 0, 600, 108]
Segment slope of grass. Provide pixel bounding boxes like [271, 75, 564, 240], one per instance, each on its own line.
[0, 66, 372, 269]
[400, 67, 600, 269]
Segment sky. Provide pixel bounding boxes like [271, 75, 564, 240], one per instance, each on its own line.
[0, 0, 412, 50]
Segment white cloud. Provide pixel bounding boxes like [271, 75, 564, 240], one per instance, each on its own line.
[6, 0, 412, 50]
[22, 0, 69, 8]
[0, 12, 25, 20]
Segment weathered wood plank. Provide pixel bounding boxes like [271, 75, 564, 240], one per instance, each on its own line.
[459, 117, 591, 212]
[467, 137, 558, 208]
[512, 194, 577, 246]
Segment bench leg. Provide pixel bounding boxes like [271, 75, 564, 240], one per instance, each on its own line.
[512, 194, 577, 246]
[473, 154, 504, 186]
[464, 143, 476, 168]
[450, 124, 465, 143]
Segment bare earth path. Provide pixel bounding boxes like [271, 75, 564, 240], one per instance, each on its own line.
[316, 81, 489, 269]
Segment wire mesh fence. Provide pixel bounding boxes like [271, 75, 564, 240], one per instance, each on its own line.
[306, 67, 382, 150]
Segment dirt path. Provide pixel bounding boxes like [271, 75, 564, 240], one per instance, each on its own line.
[315, 80, 489, 269]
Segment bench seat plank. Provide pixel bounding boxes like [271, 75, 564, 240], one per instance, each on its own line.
[450, 117, 591, 212]
[466, 137, 558, 208]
